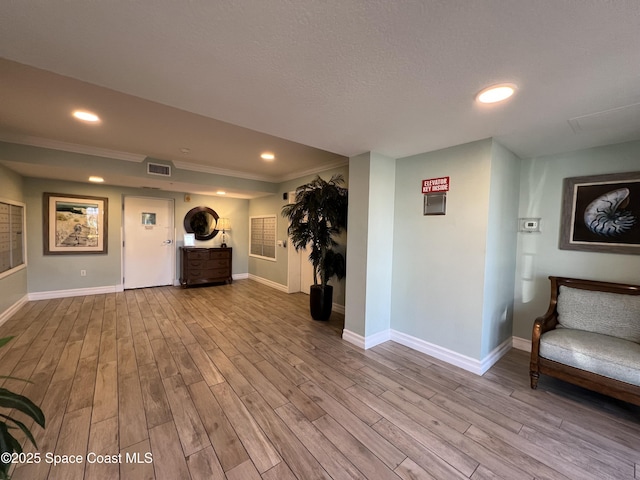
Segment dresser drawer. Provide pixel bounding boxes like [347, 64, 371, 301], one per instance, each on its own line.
[206, 258, 229, 269]
[188, 258, 229, 269]
[180, 247, 232, 287]
[185, 269, 203, 279]
[206, 267, 231, 278]
[210, 250, 231, 260]
[187, 259, 206, 268]
[185, 250, 209, 260]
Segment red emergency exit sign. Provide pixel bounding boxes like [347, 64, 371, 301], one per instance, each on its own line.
[422, 176, 450, 193]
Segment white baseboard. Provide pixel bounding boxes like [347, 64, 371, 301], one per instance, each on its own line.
[248, 274, 288, 293]
[342, 329, 365, 348]
[0, 294, 29, 327]
[28, 285, 122, 301]
[342, 328, 390, 349]
[390, 329, 479, 375]
[343, 327, 512, 376]
[247, 274, 347, 314]
[479, 337, 514, 375]
[512, 336, 531, 352]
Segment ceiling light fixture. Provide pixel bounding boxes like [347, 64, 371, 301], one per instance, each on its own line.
[72, 110, 100, 122]
[260, 152, 275, 160]
[89, 176, 104, 183]
[216, 191, 226, 195]
[180, 147, 191, 154]
[476, 83, 517, 104]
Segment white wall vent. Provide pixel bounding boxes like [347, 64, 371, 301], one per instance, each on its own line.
[147, 162, 171, 177]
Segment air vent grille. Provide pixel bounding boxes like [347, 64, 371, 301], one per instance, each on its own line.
[147, 162, 171, 177]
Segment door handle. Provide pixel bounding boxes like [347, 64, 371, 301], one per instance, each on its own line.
[162, 239, 173, 245]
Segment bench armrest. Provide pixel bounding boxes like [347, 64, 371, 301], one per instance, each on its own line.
[530, 280, 560, 381]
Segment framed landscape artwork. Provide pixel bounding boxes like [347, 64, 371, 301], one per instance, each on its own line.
[44, 193, 108, 255]
[559, 171, 640, 254]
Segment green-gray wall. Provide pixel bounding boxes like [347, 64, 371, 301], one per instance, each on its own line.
[0, 142, 278, 198]
[512, 140, 640, 339]
[344, 153, 396, 338]
[24, 178, 249, 293]
[391, 140, 495, 359]
[4, 135, 640, 368]
[0, 164, 27, 315]
[481, 141, 520, 357]
[247, 165, 349, 306]
[344, 154, 371, 336]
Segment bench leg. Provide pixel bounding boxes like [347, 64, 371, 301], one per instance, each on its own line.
[530, 371, 539, 389]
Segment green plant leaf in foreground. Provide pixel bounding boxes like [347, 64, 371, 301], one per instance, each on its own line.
[0, 414, 39, 449]
[0, 336, 47, 480]
[0, 389, 45, 429]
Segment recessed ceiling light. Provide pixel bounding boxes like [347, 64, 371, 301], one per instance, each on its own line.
[216, 191, 226, 195]
[261, 152, 275, 160]
[180, 147, 191, 154]
[89, 176, 104, 183]
[72, 110, 100, 122]
[476, 83, 517, 104]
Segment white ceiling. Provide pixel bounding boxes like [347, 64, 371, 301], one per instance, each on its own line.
[1, 1, 640, 195]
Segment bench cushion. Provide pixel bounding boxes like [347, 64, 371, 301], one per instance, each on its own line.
[557, 286, 640, 343]
[540, 328, 640, 386]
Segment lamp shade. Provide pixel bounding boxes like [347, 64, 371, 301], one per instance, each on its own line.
[217, 218, 231, 231]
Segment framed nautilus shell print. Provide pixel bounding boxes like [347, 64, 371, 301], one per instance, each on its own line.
[560, 171, 640, 254]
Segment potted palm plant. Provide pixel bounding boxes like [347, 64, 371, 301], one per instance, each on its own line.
[282, 174, 348, 320]
[0, 337, 46, 480]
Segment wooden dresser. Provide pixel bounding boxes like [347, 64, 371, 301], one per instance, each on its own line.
[179, 247, 232, 287]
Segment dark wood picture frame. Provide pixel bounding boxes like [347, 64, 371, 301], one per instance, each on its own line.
[44, 193, 108, 255]
[559, 171, 640, 254]
[183, 206, 219, 241]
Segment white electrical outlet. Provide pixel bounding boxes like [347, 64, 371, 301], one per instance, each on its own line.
[81, 270, 87, 277]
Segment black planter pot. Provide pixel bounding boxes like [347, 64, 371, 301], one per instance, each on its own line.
[309, 285, 333, 321]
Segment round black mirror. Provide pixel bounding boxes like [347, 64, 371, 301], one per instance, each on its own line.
[184, 206, 219, 240]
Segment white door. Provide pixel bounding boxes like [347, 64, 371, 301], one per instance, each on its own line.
[123, 196, 174, 289]
[285, 190, 315, 294]
[300, 244, 314, 294]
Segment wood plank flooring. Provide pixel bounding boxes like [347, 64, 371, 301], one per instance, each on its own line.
[1, 279, 638, 479]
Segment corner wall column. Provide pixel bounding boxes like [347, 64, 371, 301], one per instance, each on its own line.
[344, 152, 396, 348]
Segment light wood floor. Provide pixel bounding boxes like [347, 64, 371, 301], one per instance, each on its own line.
[1, 280, 638, 480]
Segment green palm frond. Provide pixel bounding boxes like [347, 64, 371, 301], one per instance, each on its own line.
[282, 174, 348, 287]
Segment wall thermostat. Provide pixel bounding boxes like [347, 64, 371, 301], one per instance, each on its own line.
[519, 218, 541, 233]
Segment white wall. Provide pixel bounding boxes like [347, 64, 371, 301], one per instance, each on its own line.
[391, 140, 493, 359]
[512, 139, 640, 339]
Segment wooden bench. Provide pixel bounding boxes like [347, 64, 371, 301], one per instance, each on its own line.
[530, 276, 640, 406]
